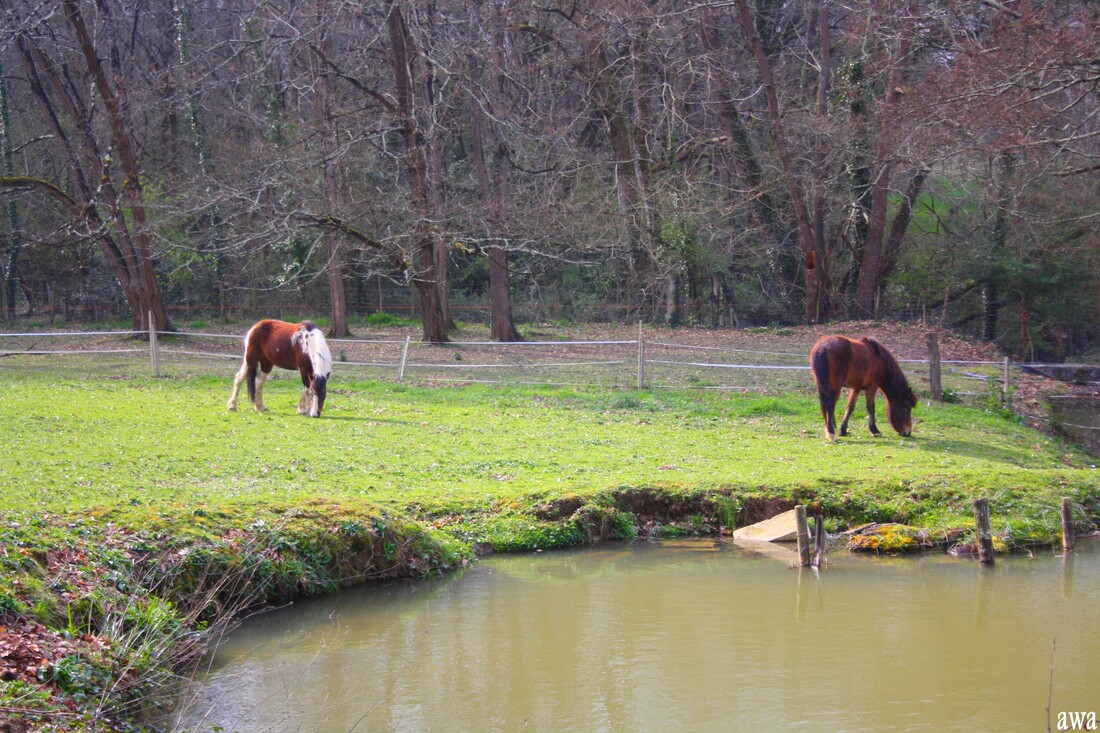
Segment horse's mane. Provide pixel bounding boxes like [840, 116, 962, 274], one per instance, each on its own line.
[299, 322, 333, 378]
[862, 337, 911, 399]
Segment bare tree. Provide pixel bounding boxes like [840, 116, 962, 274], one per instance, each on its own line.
[1, 0, 170, 333]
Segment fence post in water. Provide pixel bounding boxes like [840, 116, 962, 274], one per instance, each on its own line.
[397, 335, 411, 383]
[926, 332, 941, 402]
[148, 310, 160, 378]
[795, 505, 811, 567]
[812, 515, 825, 568]
[972, 498, 995, 565]
[637, 322, 646, 389]
[1061, 497, 1075, 553]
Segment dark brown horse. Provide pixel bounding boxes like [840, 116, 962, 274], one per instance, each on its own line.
[227, 320, 333, 417]
[809, 335, 917, 442]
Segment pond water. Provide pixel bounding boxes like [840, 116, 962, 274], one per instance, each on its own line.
[175, 540, 1099, 733]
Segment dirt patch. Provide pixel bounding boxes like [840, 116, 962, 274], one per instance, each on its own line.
[533, 495, 585, 521]
[611, 488, 708, 520]
[733, 497, 799, 527]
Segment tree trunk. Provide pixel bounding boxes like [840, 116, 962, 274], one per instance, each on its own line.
[810, 0, 832, 322]
[388, 1, 449, 342]
[853, 162, 892, 317]
[427, 127, 455, 332]
[0, 60, 21, 320]
[469, 84, 521, 341]
[879, 168, 929, 285]
[733, 0, 822, 323]
[699, 16, 796, 313]
[984, 150, 1015, 342]
[586, 38, 660, 311]
[852, 1, 916, 319]
[312, 0, 349, 337]
[411, 0, 455, 332]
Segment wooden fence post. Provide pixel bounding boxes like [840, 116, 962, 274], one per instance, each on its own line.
[812, 515, 825, 568]
[397, 335, 411, 382]
[1003, 357, 1011, 408]
[637, 322, 646, 389]
[148, 311, 160, 378]
[1061, 497, 1075, 553]
[972, 498, 995, 565]
[927, 332, 941, 402]
[795, 505, 811, 567]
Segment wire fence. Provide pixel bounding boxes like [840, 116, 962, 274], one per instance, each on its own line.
[5, 326, 1099, 453]
[0, 325, 1077, 399]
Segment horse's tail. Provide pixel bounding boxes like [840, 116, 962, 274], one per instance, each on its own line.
[243, 322, 260, 403]
[810, 343, 834, 406]
[246, 362, 259, 403]
[300, 321, 333, 378]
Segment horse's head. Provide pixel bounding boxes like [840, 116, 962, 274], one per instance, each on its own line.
[887, 387, 918, 437]
[309, 373, 328, 417]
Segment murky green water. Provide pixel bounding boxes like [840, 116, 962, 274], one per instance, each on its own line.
[175, 540, 1099, 733]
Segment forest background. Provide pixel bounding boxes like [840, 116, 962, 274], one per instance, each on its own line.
[0, 0, 1098, 359]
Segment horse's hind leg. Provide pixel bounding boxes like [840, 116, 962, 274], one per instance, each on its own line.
[839, 388, 861, 436]
[819, 389, 839, 442]
[227, 360, 249, 411]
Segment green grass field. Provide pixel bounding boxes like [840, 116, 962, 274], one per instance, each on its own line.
[2, 369, 1096, 537]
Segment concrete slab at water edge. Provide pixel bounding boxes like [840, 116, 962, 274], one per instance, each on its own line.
[732, 508, 799, 542]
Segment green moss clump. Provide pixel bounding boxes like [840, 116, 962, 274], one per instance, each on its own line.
[846, 524, 929, 553]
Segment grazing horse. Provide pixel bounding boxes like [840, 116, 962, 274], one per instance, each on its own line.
[809, 335, 917, 442]
[227, 320, 332, 417]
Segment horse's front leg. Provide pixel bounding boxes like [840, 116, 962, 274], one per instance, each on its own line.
[297, 388, 313, 415]
[297, 370, 312, 415]
[865, 387, 881, 436]
[253, 369, 271, 412]
[839, 387, 861, 436]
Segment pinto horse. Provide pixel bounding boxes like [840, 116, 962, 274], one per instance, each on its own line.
[227, 320, 333, 417]
[809, 335, 917, 442]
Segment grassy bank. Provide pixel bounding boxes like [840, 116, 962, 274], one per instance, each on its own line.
[1, 369, 1098, 729]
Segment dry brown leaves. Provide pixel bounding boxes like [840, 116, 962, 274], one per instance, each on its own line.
[0, 620, 108, 693]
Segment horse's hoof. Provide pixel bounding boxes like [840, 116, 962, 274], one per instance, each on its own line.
[227, 405, 237, 412]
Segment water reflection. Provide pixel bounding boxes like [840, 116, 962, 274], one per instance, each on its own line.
[175, 541, 1100, 733]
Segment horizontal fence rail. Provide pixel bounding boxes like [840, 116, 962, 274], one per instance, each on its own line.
[1, 326, 1092, 409]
